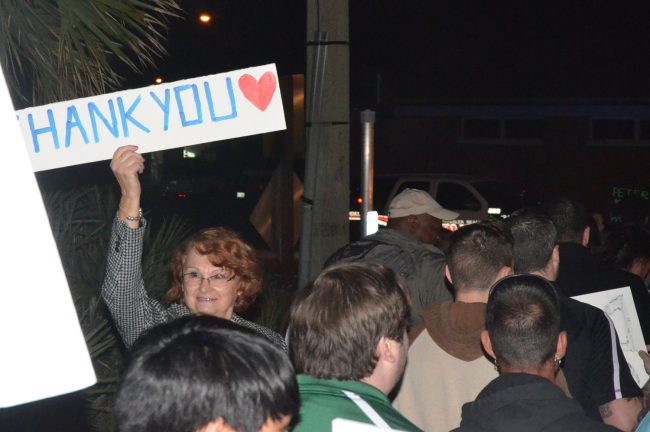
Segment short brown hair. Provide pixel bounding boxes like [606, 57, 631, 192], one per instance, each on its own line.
[166, 227, 261, 312]
[288, 262, 410, 380]
[447, 221, 513, 292]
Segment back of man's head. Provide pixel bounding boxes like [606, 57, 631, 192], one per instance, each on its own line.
[506, 207, 558, 274]
[447, 221, 513, 292]
[545, 198, 591, 243]
[289, 262, 410, 381]
[486, 275, 561, 371]
[115, 316, 299, 432]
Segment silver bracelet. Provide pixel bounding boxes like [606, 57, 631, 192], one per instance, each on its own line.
[124, 208, 143, 222]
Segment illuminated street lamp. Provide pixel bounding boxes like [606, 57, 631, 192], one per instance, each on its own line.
[154, 77, 163, 84]
[199, 13, 212, 24]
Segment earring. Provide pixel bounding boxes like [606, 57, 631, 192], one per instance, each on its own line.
[234, 291, 241, 306]
[553, 355, 562, 371]
[493, 358, 499, 372]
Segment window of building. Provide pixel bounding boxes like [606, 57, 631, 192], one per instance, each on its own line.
[462, 118, 543, 144]
[462, 119, 501, 140]
[639, 120, 650, 140]
[592, 119, 635, 140]
[504, 119, 544, 139]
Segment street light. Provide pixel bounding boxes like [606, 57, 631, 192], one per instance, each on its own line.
[154, 77, 163, 84]
[199, 13, 212, 24]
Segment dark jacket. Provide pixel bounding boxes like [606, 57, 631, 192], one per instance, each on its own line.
[453, 373, 618, 432]
[556, 242, 650, 343]
[325, 228, 451, 324]
[556, 288, 642, 420]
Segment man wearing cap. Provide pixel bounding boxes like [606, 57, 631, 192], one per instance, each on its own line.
[325, 188, 458, 325]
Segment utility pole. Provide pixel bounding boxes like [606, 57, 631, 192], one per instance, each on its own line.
[299, 0, 349, 288]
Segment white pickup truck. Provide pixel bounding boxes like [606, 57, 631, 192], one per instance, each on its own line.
[350, 174, 525, 231]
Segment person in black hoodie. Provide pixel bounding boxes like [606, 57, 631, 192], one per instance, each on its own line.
[546, 198, 650, 345]
[506, 208, 642, 430]
[454, 274, 617, 432]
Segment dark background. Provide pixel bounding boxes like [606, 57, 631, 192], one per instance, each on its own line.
[34, 1, 650, 237]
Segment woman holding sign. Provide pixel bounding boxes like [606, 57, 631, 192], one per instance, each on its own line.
[101, 145, 286, 351]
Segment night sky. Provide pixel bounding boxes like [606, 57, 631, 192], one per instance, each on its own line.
[120, 0, 306, 88]
[352, 1, 650, 102]
[125, 1, 650, 101]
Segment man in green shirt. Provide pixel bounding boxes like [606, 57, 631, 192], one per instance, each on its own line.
[288, 262, 422, 432]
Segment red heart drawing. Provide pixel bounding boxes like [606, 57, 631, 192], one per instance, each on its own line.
[238, 72, 277, 111]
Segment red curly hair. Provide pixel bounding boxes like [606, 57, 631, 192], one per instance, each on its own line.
[165, 227, 262, 313]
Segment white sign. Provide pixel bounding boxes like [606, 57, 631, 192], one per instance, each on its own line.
[573, 287, 650, 388]
[0, 67, 96, 406]
[364, 211, 379, 236]
[16, 64, 286, 171]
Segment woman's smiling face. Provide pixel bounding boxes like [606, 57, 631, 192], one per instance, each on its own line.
[182, 248, 238, 319]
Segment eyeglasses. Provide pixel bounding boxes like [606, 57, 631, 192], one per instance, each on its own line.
[182, 271, 236, 289]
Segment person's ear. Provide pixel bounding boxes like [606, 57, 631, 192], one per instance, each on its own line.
[556, 331, 568, 359]
[549, 245, 560, 278]
[552, 245, 560, 268]
[494, 265, 512, 283]
[377, 336, 397, 363]
[445, 264, 453, 284]
[581, 226, 590, 247]
[480, 329, 495, 359]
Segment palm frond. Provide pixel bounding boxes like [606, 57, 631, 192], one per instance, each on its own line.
[43, 186, 114, 298]
[0, 0, 182, 108]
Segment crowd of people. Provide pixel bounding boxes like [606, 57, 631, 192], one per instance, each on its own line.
[103, 146, 650, 431]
